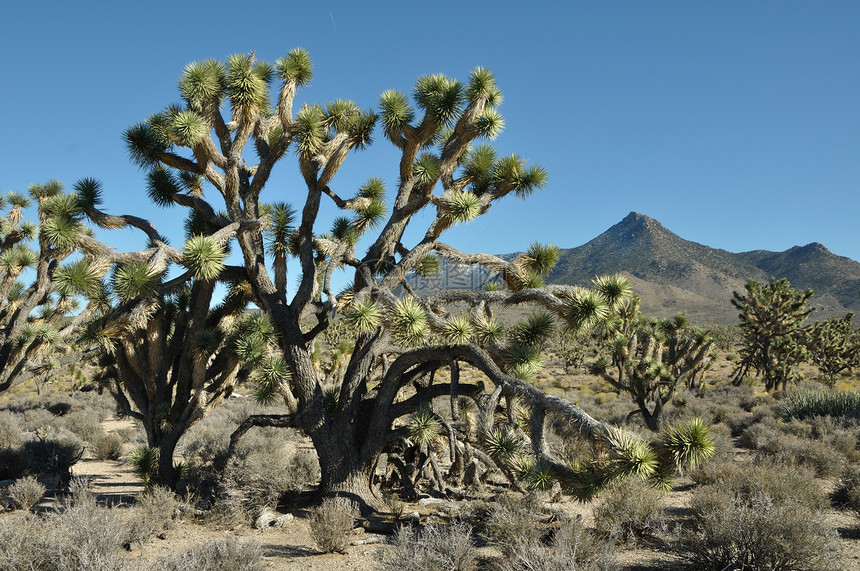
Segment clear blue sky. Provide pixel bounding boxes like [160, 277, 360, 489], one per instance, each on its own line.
[2, 1, 858, 273]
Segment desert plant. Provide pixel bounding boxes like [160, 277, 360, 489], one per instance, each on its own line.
[7, 475, 46, 511]
[89, 431, 124, 461]
[480, 494, 546, 549]
[0, 411, 22, 449]
[593, 477, 664, 543]
[673, 483, 838, 570]
[731, 278, 814, 391]
[308, 497, 357, 553]
[147, 539, 264, 571]
[496, 519, 618, 571]
[126, 486, 178, 545]
[379, 522, 478, 571]
[778, 388, 860, 421]
[806, 313, 860, 386]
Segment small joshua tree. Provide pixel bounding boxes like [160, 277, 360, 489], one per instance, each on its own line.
[731, 278, 813, 391]
[805, 313, 860, 387]
[569, 275, 713, 431]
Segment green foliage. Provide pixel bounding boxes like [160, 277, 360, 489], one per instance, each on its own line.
[778, 389, 860, 421]
[409, 409, 442, 448]
[183, 235, 227, 280]
[344, 300, 381, 334]
[485, 427, 520, 462]
[660, 418, 716, 470]
[389, 297, 429, 346]
[129, 446, 160, 487]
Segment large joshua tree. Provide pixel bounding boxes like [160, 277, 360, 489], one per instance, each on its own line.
[112, 50, 712, 506]
[0, 181, 103, 394]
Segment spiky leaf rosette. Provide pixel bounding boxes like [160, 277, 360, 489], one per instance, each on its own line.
[183, 235, 226, 280]
[474, 315, 504, 346]
[378, 90, 414, 141]
[526, 459, 556, 491]
[606, 428, 659, 480]
[112, 262, 159, 302]
[170, 110, 208, 147]
[412, 153, 440, 186]
[485, 427, 520, 462]
[54, 259, 102, 297]
[345, 300, 381, 334]
[413, 74, 464, 126]
[262, 201, 296, 255]
[566, 288, 611, 333]
[226, 53, 268, 117]
[129, 446, 159, 487]
[276, 48, 313, 85]
[409, 409, 442, 448]
[254, 355, 291, 406]
[146, 166, 180, 207]
[390, 297, 429, 346]
[294, 104, 326, 157]
[322, 385, 340, 415]
[352, 199, 386, 234]
[73, 178, 103, 209]
[509, 311, 556, 349]
[414, 254, 442, 278]
[441, 314, 473, 344]
[125, 122, 168, 168]
[660, 418, 715, 471]
[179, 59, 225, 110]
[441, 191, 481, 224]
[522, 243, 560, 276]
[358, 177, 386, 200]
[463, 144, 496, 195]
[593, 274, 633, 310]
[504, 344, 544, 380]
[0, 244, 38, 272]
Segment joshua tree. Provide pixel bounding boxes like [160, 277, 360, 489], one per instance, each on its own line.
[731, 278, 813, 391]
[805, 313, 860, 387]
[0, 181, 102, 394]
[104, 50, 713, 508]
[566, 276, 713, 431]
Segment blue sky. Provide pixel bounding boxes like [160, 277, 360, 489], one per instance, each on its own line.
[2, 1, 858, 276]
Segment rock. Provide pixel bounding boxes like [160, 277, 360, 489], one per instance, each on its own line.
[401, 510, 420, 525]
[255, 508, 294, 530]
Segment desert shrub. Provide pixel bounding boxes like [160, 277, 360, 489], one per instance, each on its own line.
[308, 497, 357, 554]
[0, 411, 22, 448]
[778, 389, 860, 421]
[219, 431, 318, 518]
[593, 477, 664, 543]
[62, 410, 102, 442]
[0, 501, 131, 571]
[480, 493, 545, 548]
[126, 486, 177, 546]
[379, 522, 478, 571]
[147, 539, 264, 571]
[7, 475, 46, 511]
[690, 459, 827, 512]
[673, 484, 838, 571]
[741, 423, 846, 476]
[833, 463, 860, 512]
[89, 431, 124, 461]
[18, 407, 56, 432]
[495, 519, 618, 571]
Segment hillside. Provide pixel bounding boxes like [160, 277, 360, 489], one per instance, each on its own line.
[547, 212, 860, 325]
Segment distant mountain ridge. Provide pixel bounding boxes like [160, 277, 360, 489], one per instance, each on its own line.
[546, 212, 860, 325]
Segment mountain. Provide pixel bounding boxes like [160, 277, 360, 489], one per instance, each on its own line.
[546, 212, 860, 325]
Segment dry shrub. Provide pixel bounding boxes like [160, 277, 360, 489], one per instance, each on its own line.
[147, 538, 264, 571]
[7, 475, 46, 511]
[480, 494, 545, 549]
[126, 486, 177, 545]
[62, 410, 102, 441]
[741, 422, 846, 477]
[308, 497, 357, 554]
[0, 410, 22, 448]
[379, 522, 478, 571]
[593, 477, 663, 543]
[496, 519, 618, 571]
[89, 431, 124, 461]
[672, 462, 837, 571]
